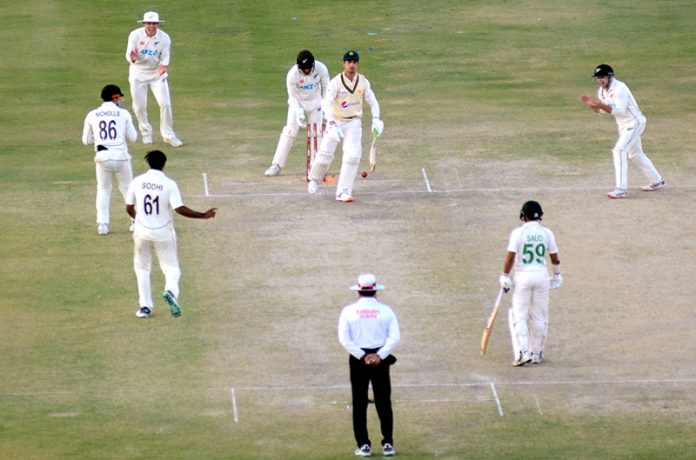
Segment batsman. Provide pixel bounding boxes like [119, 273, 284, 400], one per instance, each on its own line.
[499, 201, 562, 366]
[307, 50, 384, 202]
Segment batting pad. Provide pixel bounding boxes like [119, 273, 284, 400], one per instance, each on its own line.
[336, 159, 359, 196]
[308, 150, 333, 182]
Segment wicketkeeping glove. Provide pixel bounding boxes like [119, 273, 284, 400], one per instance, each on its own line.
[550, 273, 564, 290]
[296, 108, 306, 126]
[499, 273, 513, 292]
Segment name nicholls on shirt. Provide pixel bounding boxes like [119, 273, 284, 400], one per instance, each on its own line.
[95, 110, 121, 117]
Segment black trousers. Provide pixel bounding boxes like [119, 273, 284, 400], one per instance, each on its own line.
[349, 351, 394, 447]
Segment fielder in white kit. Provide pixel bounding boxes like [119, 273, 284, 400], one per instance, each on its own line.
[126, 150, 217, 319]
[264, 50, 330, 177]
[499, 201, 562, 366]
[307, 50, 384, 202]
[581, 64, 665, 199]
[125, 11, 182, 147]
[82, 84, 138, 235]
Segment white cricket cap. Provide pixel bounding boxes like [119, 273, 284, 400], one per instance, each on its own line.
[138, 11, 164, 23]
[350, 273, 385, 292]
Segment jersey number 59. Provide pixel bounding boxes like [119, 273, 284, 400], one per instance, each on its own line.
[521, 242, 546, 265]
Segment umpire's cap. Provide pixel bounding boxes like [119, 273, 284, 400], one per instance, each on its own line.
[101, 84, 124, 102]
[593, 64, 614, 78]
[350, 273, 385, 292]
[343, 50, 359, 62]
[296, 50, 315, 71]
[520, 201, 543, 221]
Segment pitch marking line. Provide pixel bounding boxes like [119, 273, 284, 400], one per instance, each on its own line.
[533, 393, 543, 416]
[421, 168, 432, 192]
[203, 172, 210, 197]
[490, 383, 504, 417]
[230, 387, 239, 423]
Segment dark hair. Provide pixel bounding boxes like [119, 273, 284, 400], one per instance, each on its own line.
[145, 150, 167, 170]
[359, 290, 377, 297]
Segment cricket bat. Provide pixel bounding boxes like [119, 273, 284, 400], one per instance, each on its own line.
[369, 130, 377, 172]
[480, 288, 506, 356]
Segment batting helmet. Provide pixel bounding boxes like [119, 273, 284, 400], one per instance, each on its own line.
[593, 64, 614, 78]
[296, 50, 315, 71]
[101, 84, 124, 102]
[520, 201, 543, 220]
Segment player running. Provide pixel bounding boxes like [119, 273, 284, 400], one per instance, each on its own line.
[265, 50, 330, 177]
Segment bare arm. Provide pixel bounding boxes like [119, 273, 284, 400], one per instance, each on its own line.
[502, 251, 516, 274]
[174, 205, 217, 219]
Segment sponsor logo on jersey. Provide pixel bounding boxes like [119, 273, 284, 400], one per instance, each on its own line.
[357, 308, 379, 319]
[340, 100, 360, 109]
[140, 49, 158, 56]
[298, 83, 317, 91]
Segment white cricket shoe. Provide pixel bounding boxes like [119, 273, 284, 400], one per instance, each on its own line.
[382, 443, 396, 457]
[335, 193, 354, 202]
[129, 219, 135, 232]
[531, 352, 543, 364]
[513, 351, 532, 367]
[607, 189, 628, 199]
[641, 179, 666, 191]
[354, 444, 371, 457]
[264, 164, 281, 176]
[97, 223, 109, 235]
[164, 137, 183, 147]
[308, 179, 320, 194]
[143, 135, 153, 145]
[135, 306, 151, 318]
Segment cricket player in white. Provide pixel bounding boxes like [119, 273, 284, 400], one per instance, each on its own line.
[499, 201, 562, 366]
[125, 11, 182, 147]
[82, 84, 138, 235]
[583, 64, 665, 199]
[307, 50, 384, 202]
[265, 50, 330, 176]
[126, 150, 217, 319]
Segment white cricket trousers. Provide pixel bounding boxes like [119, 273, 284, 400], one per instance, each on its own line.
[271, 106, 323, 168]
[509, 270, 550, 357]
[612, 121, 661, 190]
[95, 159, 132, 225]
[309, 118, 362, 196]
[129, 71, 177, 140]
[133, 236, 181, 309]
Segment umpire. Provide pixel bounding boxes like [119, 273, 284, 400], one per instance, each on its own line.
[338, 274, 400, 457]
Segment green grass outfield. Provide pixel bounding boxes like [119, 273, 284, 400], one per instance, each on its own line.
[3, 1, 696, 459]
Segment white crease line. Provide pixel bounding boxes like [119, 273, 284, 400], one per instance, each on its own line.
[490, 383, 504, 416]
[533, 393, 543, 415]
[203, 172, 210, 197]
[421, 168, 432, 192]
[230, 387, 239, 423]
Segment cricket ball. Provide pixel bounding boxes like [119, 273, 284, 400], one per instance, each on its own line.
[361, 171, 368, 178]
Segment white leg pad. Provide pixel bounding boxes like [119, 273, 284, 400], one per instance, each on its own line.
[336, 158, 360, 197]
[271, 132, 296, 168]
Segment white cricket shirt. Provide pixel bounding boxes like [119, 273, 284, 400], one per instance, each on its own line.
[507, 221, 558, 273]
[597, 78, 645, 129]
[125, 27, 171, 76]
[286, 61, 330, 113]
[82, 101, 137, 161]
[338, 297, 400, 360]
[126, 169, 183, 241]
[323, 72, 380, 123]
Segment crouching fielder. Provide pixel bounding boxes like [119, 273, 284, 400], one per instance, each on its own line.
[307, 50, 384, 202]
[499, 201, 562, 366]
[265, 50, 329, 177]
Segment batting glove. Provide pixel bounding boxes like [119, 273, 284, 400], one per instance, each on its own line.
[371, 118, 384, 138]
[550, 273, 564, 290]
[499, 273, 513, 292]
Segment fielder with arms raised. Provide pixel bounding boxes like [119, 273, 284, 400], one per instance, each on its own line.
[264, 50, 330, 177]
[307, 50, 384, 202]
[499, 201, 562, 366]
[82, 84, 138, 235]
[126, 150, 216, 319]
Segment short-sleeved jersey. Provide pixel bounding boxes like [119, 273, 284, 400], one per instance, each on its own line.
[507, 221, 558, 273]
[597, 78, 645, 129]
[286, 61, 330, 113]
[125, 27, 171, 75]
[338, 296, 400, 360]
[126, 169, 183, 242]
[82, 101, 138, 161]
[323, 72, 380, 123]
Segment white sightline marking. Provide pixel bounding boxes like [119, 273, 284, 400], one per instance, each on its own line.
[490, 383, 504, 416]
[421, 168, 432, 192]
[203, 172, 210, 197]
[230, 387, 239, 423]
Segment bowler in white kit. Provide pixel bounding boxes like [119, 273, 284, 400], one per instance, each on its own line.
[125, 11, 182, 147]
